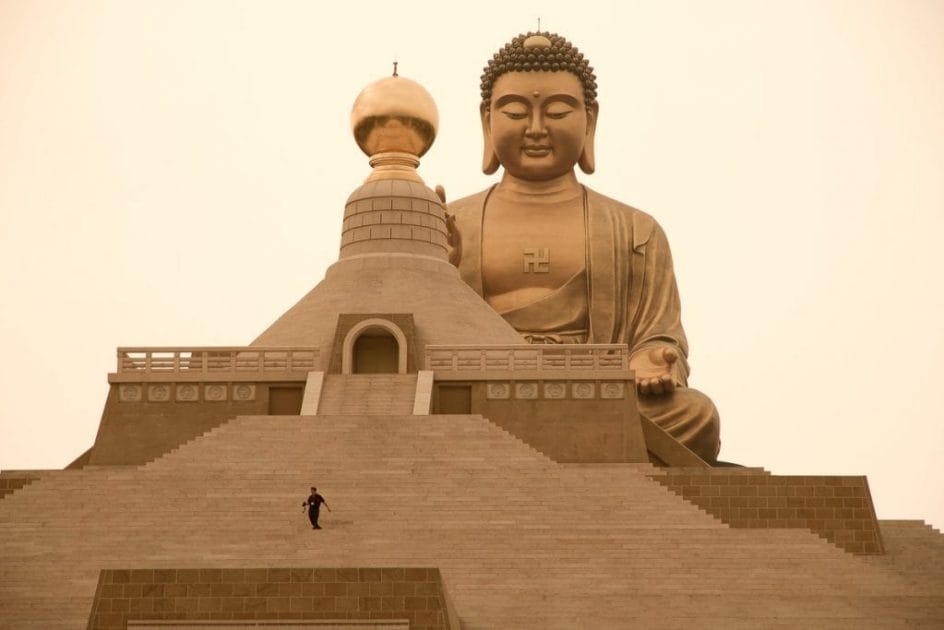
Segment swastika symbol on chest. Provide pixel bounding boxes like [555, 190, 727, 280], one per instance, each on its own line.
[523, 248, 550, 273]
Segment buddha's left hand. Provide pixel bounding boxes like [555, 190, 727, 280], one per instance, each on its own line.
[631, 347, 680, 397]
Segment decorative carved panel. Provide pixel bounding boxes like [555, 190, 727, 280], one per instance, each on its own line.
[176, 384, 199, 402]
[572, 382, 595, 399]
[148, 384, 171, 402]
[515, 382, 538, 400]
[118, 384, 142, 402]
[600, 382, 625, 399]
[233, 384, 256, 401]
[486, 383, 511, 399]
[204, 384, 228, 402]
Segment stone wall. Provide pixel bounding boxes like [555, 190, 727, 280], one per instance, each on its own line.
[432, 380, 648, 463]
[87, 382, 302, 466]
[651, 469, 884, 554]
[87, 567, 455, 630]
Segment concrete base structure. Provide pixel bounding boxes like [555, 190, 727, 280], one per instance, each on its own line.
[1, 414, 942, 628]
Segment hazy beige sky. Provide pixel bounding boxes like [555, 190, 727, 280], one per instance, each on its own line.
[1, 0, 942, 528]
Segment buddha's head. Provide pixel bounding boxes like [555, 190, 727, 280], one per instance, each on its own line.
[479, 32, 599, 180]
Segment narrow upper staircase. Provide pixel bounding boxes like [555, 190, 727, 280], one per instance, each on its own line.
[317, 374, 417, 415]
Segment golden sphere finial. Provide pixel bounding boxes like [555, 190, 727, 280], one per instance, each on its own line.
[350, 75, 439, 160]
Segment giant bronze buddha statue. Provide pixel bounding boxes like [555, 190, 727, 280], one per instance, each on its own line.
[447, 32, 721, 462]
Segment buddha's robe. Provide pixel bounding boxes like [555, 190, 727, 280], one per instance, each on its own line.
[448, 185, 721, 462]
[500, 269, 589, 344]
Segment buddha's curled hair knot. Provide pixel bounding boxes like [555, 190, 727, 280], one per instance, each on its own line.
[480, 32, 597, 109]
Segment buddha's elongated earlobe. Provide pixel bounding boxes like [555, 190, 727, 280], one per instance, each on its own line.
[481, 102, 500, 175]
[578, 102, 599, 174]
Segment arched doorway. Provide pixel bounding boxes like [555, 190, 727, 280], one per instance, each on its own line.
[352, 328, 399, 373]
[341, 318, 409, 374]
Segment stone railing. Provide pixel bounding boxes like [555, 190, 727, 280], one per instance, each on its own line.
[424, 344, 629, 373]
[116, 347, 319, 375]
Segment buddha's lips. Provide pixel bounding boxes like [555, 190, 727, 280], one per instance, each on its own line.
[522, 146, 551, 156]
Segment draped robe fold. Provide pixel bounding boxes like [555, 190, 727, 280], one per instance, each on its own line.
[448, 185, 720, 462]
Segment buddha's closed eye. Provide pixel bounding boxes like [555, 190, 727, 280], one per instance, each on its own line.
[500, 104, 528, 120]
[546, 106, 574, 119]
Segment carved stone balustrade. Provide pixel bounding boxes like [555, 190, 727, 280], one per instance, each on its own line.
[109, 347, 319, 383]
[425, 344, 631, 381]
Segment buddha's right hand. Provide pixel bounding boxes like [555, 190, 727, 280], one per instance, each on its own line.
[438, 184, 463, 266]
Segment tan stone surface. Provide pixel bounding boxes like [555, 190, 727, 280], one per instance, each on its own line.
[340, 181, 448, 260]
[317, 375, 416, 415]
[412, 371, 434, 415]
[252, 255, 524, 365]
[0, 471, 41, 500]
[433, 380, 648, 463]
[650, 469, 886, 554]
[88, 566, 448, 629]
[130, 624, 407, 629]
[1, 414, 941, 628]
[866, 520, 944, 596]
[300, 372, 325, 415]
[327, 314, 418, 375]
[129, 623, 408, 629]
[85, 381, 305, 466]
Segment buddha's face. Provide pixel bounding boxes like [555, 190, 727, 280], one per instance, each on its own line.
[484, 71, 594, 181]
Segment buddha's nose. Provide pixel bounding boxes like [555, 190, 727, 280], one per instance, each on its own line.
[525, 113, 547, 137]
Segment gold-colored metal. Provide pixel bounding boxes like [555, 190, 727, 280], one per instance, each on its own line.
[351, 75, 438, 182]
[365, 151, 422, 182]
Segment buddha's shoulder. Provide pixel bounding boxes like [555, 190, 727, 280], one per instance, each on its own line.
[584, 186, 651, 219]
[584, 186, 662, 245]
[446, 188, 491, 215]
[445, 188, 493, 237]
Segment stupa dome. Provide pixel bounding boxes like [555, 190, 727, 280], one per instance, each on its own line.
[340, 178, 448, 260]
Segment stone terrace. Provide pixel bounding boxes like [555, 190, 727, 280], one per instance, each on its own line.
[1, 414, 942, 629]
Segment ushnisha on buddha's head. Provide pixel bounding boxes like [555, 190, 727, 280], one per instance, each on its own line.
[479, 32, 599, 180]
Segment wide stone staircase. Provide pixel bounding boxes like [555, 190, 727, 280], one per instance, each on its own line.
[317, 375, 417, 415]
[1, 414, 942, 629]
[866, 520, 944, 590]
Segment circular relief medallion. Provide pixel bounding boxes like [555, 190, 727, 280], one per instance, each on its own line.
[234, 384, 255, 401]
[543, 383, 566, 399]
[119, 385, 142, 402]
[515, 383, 538, 400]
[601, 382, 625, 399]
[205, 384, 227, 401]
[486, 383, 511, 399]
[573, 382, 595, 399]
[148, 385, 170, 402]
[176, 384, 198, 402]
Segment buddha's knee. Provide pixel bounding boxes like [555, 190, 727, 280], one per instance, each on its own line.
[638, 387, 721, 463]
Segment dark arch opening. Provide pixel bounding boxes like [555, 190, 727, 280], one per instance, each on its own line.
[352, 327, 399, 374]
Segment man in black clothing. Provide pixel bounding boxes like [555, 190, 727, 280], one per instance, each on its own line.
[302, 486, 330, 529]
